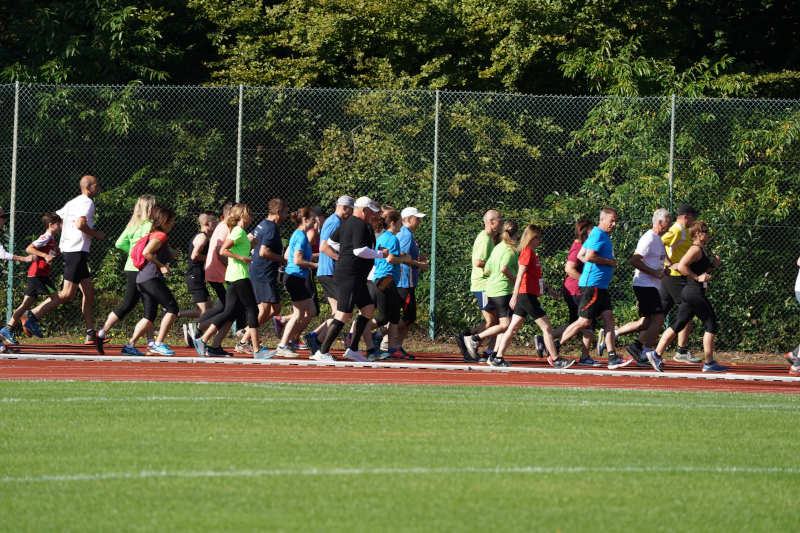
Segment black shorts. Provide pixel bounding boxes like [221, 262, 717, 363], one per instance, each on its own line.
[514, 293, 546, 320]
[660, 275, 687, 314]
[305, 273, 320, 315]
[62, 251, 91, 283]
[633, 286, 664, 317]
[336, 278, 374, 314]
[186, 273, 209, 303]
[374, 278, 401, 326]
[252, 275, 280, 304]
[563, 287, 580, 323]
[577, 286, 612, 319]
[285, 274, 312, 302]
[487, 294, 512, 318]
[396, 286, 417, 323]
[25, 276, 56, 297]
[318, 275, 337, 300]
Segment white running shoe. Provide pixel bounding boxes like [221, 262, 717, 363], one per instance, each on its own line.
[344, 348, 368, 362]
[311, 351, 335, 362]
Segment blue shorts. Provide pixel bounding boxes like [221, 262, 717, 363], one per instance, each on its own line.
[472, 291, 495, 311]
[252, 275, 280, 304]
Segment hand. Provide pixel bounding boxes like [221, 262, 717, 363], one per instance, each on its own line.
[160, 265, 170, 275]
[652, 269, 665, 280]
[94, 230, 105, 241]
[45, 254, 55, 264]
[509, 295, 517, 310]
[418, 259, 429, 272]
[607, 258, 617, 268]
[697, 272, 710, 283]
[242, 256, 252, 264]
[381, 248, 389, 258]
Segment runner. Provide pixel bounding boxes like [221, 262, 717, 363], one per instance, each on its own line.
[456, 209, 502, 362]
[492, 225, 575, 369]
[643, 221, 726, 373]
[312, 196, 387, 362]
[249, 198, 287, 336]
[463, 220, 519, 367]
[122, 206, 179, 356]
[95, 195, 157, 353]
[392, 206, 429, 358]
[0, 208, 34, 352]
[784, 254, 800, 376]
[661, 204, 702, 363]
[562, 219, 597, 366]
[179, 212, 218, 324]
[557, 207, 633, 370]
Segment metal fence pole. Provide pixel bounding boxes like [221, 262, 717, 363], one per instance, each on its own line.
[428, 90, 440, 340]
[235, 84, 243, 203]
[6, 81, 20, 322]
[668, 93, 676, 213]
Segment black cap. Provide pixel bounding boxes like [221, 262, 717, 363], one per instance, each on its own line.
[676, 204, 698, 216]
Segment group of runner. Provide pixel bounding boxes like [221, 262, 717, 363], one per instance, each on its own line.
[0, 175, 798, 376]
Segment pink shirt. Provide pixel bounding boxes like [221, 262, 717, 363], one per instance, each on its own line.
[563, 240, 584, 296]
[204, 222, 230, 283]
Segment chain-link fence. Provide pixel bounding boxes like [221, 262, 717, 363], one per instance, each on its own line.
[2, 83, 799, 351]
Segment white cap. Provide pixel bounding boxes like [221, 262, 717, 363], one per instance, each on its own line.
[336, 195, 355, 207]
[401, 207, 426, 219]
[354, 196, 380, 212]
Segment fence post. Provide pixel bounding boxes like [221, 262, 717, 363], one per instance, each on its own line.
[668, 93, 676, 213]
[428, 90, 440, 340]
[6, 81, 19, 322]
[235, 84, 243, 203]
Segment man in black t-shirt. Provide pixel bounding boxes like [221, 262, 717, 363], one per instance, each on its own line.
[313, 196, 387, 362]
[250, 198, 288, 327]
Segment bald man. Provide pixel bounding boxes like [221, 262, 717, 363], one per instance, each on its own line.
[25, 175, 105, 344]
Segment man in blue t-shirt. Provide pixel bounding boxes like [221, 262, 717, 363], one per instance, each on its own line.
[392, 207, 428, 357]
[249, 198, 288, 327]
[557, 207, 633, 370]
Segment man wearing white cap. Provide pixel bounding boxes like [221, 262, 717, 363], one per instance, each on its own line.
[313, 196, 387, 362]
[391, 207, 429, 358]
[304, 195, 354, 357]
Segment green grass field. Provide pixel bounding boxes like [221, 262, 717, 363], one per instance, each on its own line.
[1, 381, 797, 531]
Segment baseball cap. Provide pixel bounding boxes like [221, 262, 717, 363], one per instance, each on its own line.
[354, 196, 380, 212]
[336, 195, 355, 207]
[676, 204, 698, 216]
[400, 207, 426, 219]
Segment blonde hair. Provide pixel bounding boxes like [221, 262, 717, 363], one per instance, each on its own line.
[500, 220, 518, 248]
[226, 203, 252, 229]
[517, 224, 542, 253]
[125, 195, 156, 231]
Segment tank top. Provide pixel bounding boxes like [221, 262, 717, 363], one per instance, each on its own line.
[187, 234, 209, 280]
[687, 246, 712, 289]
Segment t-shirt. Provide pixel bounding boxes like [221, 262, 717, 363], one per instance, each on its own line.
[27, 232, 57, 277]
[56, 194, 95, 252]
[633, 229, 667, 289]
[331, 216, 376, 281]
[484, 243, 518, 297]
[285, 228, 312, 279]
[225, 226, 251, 282]
[115, 220, 152, 272]
[579, 226, 615, 289]
[563, 240, 584, 297]
[205, 221, 230, 283]
[397, 225, 419, 288]
[662, 222, 691, 277]
[374, 230, 401, 281]
[470, 231, 495, 292]
[249, 219, 282, 281]
[518, 247, 542, 296]
[317, 214, 341, 277]
[136, 231, 171, 283]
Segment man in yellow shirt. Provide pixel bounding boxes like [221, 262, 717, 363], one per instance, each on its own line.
[660, 204, 701, 364]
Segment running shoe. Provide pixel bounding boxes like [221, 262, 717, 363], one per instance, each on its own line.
[0, 326, 19, 345]
[455, 334, 474, 362]
[235, 341, 253, 354]
[607, 355, 634, 370]
[534, 335, 545, 358]
[274, 345, 299, 358]
[121, 344, 145, 357]
[192, 337, 207, 357]
[487, 355, 510, 367]
[395, 347, 415, 360]
[253, 346, 276, 359]
[702, 361, 728, 373]
[288, 340, 307, 351]
[343, 348, 368, 362]
[182, 324, 192, 348]
[464, 335, 480, 361]
[790, 365, 800, 377]
[304, 332, 321, 355]
[784, 347, 799, 366]
[22, 311, 43, 338]
[310, 351, 335, 363]
[673, 351, 702, 364]
[147, 342, 175, 356]
[576, 356, 602, 367]
[644, 349, 664, 372]
[206, 345, 232, 357]
[94, 332, 105, 355]
[547, 355, 575, 369]
[272, 316, 285, 337]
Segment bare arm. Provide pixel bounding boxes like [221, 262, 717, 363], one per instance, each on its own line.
[565, 260, 582, 281]
[143, 239, 168, 273]
[76, 216, 104, 240]
[583, 248, 617, 268]
[190, 234, 208, 262]
[259, 245, 284, 263]
[26, 243, 52, 262]
[320, 239, 339, 261]
[629, 254, 664, 279]
[509, 264, 527, 309]
[293, 249, 317, 270]
[220, 237, 251, 264]
[677, 245, 709, 282]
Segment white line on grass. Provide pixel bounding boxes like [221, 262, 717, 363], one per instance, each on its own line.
[3, 465, 798, 483]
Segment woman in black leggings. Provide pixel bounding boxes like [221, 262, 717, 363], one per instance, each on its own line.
[644, 221, 725, 373]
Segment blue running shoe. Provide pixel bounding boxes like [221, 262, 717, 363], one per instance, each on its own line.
[21, 312, 43, 338]
[121, 344, 145, 357]
[644, 349, 663, 372]
[254, 346, 276, 359]
[193, 337, 207, 357]
[0, 326, 19, 345]
[702, 361, 728, 373]
[148, 342, 175, 355]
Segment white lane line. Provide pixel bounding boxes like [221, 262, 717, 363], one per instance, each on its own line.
[3, 465, 798, 483]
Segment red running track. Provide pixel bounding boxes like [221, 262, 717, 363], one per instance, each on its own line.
[1, 344, 798, 394]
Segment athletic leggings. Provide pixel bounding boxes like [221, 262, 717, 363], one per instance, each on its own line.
[113, 271, 142, 319]
[670, 282, 717, 334]
[211, 278, 258, 330]
[199, 281, 245, 328]
[138, 278, 179, 322]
